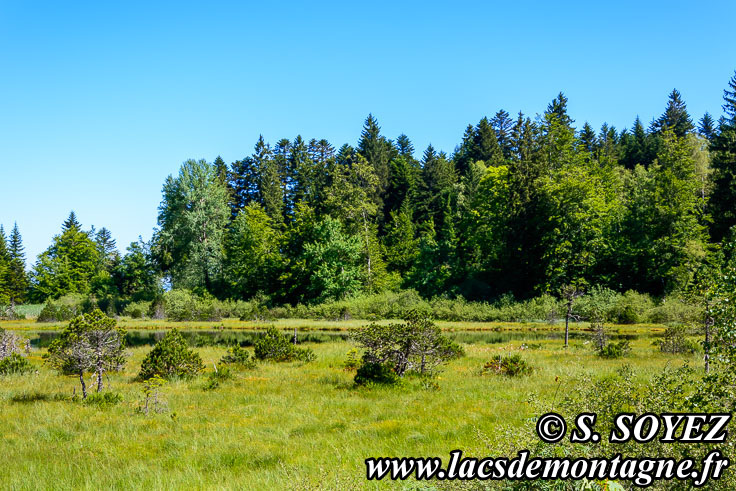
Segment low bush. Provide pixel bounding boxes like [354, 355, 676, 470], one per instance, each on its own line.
[37, 294, 87, 322]
[0, 329, 32, 375]
[220, 345, 257, 369]
[343, 348, 361, 370]
[123, 301, 152, 319]
[83, 391, 123, 408]
[481, 354, 533, 376]
[0, 353, 33, 375]
[597, 340, 631, 359]
[253, 327, 315, 362]
[139, 329, 204, 380]
[656, 326, 700, 354]
[352, 311, 464, 378]
[354, 360, 400, 386]
[204, 365, 233, 390]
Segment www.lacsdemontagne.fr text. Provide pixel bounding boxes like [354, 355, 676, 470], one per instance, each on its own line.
[365, 450, 729, 486]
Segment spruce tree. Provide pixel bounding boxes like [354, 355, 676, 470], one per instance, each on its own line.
[699, 113, 716, 140]
[651, 89, 694, 137]
[0, 226, 10, 302]
[491, 109, 514, 158]
[357, 114, 394, 199]
[395, 134, 415, 159]
[723, 70, 736, 122]
[7, 223, 28, 304]
[472, 117, 504, 168]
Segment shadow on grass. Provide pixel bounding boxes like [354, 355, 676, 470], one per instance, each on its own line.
[10, 391, 69, 403]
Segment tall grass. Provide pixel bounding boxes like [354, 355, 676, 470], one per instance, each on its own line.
[0, 329, 699, 489]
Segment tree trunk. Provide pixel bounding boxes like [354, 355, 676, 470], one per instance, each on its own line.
[565, 300, 572, 348]
[79, 371, 87, 399]
[705, 315, 713, 374]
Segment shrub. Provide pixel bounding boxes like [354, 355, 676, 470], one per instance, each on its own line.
[220, 345, 256, 369]
[123, 301, 151, 319]
[37, 294, 86, 322]
[44, 310, 127, 397]
[0, 353, 33, 375]
[204, 365, 233, 390]
[137, 375, 167, 414]
[139, 329, 204, 380]
[482, 354, 533, 376]
[253, 327, 315, 362]
[343, 348, 361, 370]
[0, 304, 25, 320]
[657, 326, 699, 354]
[352, 311, 464, 377]
[159, 290, 225, 321]
[354, 360, 400, 386]
[83, 391, 123, 407]
[597, 340, 631, 359]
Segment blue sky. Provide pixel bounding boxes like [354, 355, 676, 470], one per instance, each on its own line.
[1, 0, 735, 265]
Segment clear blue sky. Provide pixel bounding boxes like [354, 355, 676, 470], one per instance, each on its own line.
[1, 0, 734, 266]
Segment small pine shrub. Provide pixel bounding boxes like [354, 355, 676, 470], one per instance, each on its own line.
[657, 326, 699, 354]
[253, 327, 315, 363]
[354, 361, 400, 386]
[343, 348, 361, 370]
[83, 391, 123, 407]
[597, 340, 631, 359]
[220, 345, 257, 369]
[482, 354, 533, 376]
[204, 365, 233, 390]
[139, 329, 204, 380]
[0, 353, 33, 375]
[137, 375, 167, 415]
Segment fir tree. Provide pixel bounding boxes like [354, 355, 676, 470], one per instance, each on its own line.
[651, 89, 694, 137]
[699, 113, 716, 140]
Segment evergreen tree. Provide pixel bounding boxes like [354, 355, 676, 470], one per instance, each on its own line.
[578, 122, 597, 156]
[651, 89, 694, 137]
[472, 117, 503, 168]
[31, 213, 100, 300]
[7, 223, 29, 304]
[491, 109, 514, 159]
[709, 74, 736, 242]
[0, 226, 10, 303]
[213, 155, 228, 184]
[357, 114, 394, 200]
[228, 156, 260, 217]
[699, 113, 716, 140]
[395, 134, 415, 159]
[723, 70, 736, 122]
[253, 136, 284, 224]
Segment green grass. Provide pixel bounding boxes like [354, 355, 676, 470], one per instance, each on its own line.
[0, 325, 698, 489]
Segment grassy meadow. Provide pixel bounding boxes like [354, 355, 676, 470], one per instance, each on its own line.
[0, 319, 698, 489]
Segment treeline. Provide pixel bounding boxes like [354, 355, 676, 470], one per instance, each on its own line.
[3, 72, 736, 314]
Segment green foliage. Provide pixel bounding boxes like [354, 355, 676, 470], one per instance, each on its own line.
[45, 309, 127, 396]
[159, 289, 223, 322]
[220, 345, 256, 369]
[204, 365, 233, 390]
[138, 328, 204, 380]
[0, 353, 33, 375]
[253, 327, 315, 362]
[596, 340, 631, 359]
[656, 326, 699, 354]
[155, 159, 230, 292]
[354, 360, 400, 386]
[122, 300, 152, 319]
[137, 375, 167, 414]
[30, 212, 100, 301]
[481, 354, 532, 376]
[352, 311, 463, 377]
[343, 348, 361, 370]
[83, 391, 123, 408]
[37, 293, 86, 322]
